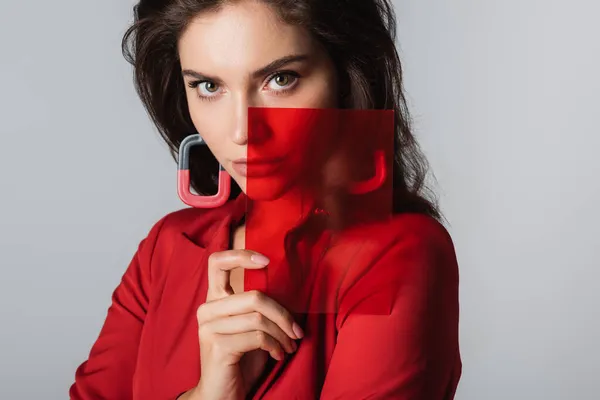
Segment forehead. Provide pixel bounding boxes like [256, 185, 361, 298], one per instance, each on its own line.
[178, 1, 314, 72]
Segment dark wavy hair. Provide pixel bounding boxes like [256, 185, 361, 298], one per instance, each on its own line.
[122, 0, 441, 221]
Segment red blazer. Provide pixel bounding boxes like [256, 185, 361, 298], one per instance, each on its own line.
[70, 193, 461, 399]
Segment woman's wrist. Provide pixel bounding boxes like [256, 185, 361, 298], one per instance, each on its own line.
[176, 385, 203, 400]
[191, 377, 246, 400]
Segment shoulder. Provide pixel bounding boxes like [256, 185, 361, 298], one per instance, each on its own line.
[380, 213, 458, 281]
[335, 213, 459, 305]
[383, 212, 452, 244]
[387, 213, 456, 264]
[343, 212, 456, 265]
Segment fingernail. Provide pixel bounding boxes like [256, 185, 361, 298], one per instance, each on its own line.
[250, 253, 270, 265]
[292, 322, 304, 339]
[290, 341, 298, 352]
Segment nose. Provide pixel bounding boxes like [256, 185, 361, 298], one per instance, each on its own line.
[230, 93, 249, 146]
[230, 93, 272, 145]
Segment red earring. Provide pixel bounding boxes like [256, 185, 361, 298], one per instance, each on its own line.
[314, 150, 387, 216]
[177, 134, 231, 208]
[348, 150, 387, 194]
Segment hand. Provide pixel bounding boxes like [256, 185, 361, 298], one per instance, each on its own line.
[192, 249, 303, 400]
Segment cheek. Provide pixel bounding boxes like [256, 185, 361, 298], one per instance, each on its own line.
[314, 79, 339, 108]
[311, 65, 339, 108]
[188, 103, 228, 161]
[297, 74, 339, 109]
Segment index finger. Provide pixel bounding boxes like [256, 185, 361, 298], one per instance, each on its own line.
[206, 249, 270, 300]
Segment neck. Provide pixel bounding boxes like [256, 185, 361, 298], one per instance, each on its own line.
[243, 186, 316, 249]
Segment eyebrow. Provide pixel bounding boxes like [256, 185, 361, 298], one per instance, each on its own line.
[181, 54, 309, 82]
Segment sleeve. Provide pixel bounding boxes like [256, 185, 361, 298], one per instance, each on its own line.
[319, 225, 462, 400]
[69, 215, 169, 400]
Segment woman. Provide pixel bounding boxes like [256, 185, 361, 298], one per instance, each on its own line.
[70, 0, 461, 399]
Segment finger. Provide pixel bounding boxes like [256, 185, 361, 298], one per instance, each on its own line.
[197, 290, 301, 340]
[206, 249, 270, 300]
[218, 331, 285, 361]
[200, 312, 297, 353]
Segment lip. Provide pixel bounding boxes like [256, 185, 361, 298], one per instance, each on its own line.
[231, 157, 285, 177]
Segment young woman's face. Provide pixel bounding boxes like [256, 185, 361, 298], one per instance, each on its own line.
[178, 0, 339, 198]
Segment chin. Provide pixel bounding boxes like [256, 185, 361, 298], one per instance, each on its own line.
[239, 175, 298, 202]
[245, 180, 293, 201]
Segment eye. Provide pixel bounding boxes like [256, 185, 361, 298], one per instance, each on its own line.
[265, 72, 299, 91]
[197, 81, 220, 96]
[187, 80, 221, 100]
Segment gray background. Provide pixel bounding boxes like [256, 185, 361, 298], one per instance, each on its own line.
[1, 0, 598, 398]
